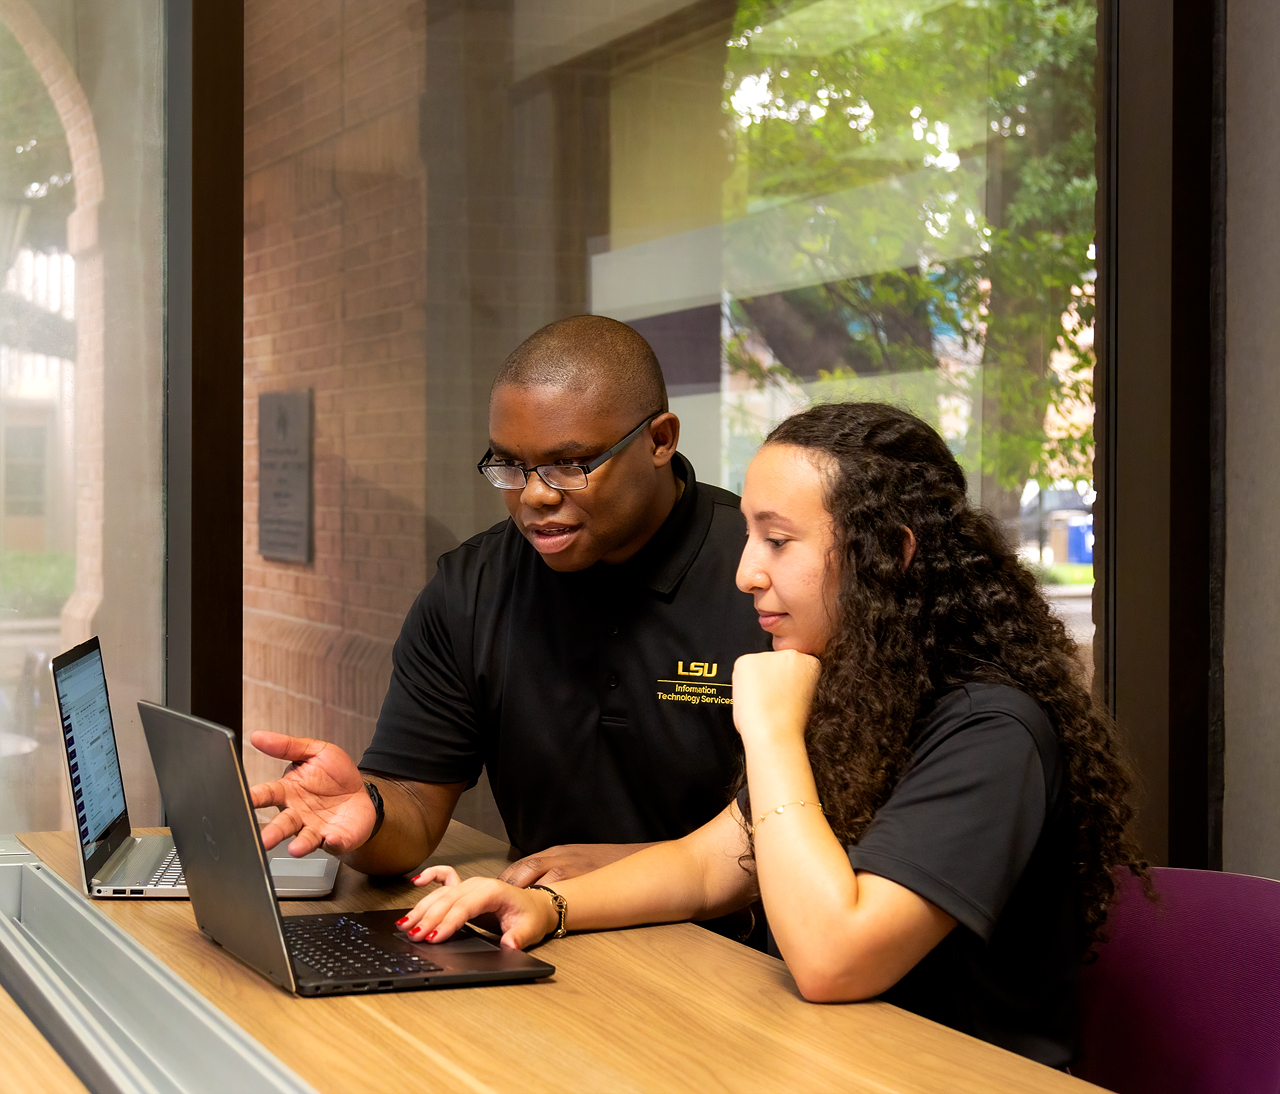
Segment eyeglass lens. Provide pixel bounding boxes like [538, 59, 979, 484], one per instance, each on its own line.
[482, 463, 589, 491]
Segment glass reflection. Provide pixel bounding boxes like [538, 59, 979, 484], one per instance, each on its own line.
[0, 4, 164, 834]
[0, 21, 76, 831]
[244, 0, 1099, 833]
[593, 0, 1097, 665]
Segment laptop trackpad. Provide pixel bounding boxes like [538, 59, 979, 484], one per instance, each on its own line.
[437, 935, 500, 953]
[270, 858, 329, 877]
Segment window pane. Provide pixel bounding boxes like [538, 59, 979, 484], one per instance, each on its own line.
[0, 5, 165, 833]
[5, 424, 46, 515]
[243, 0, 1097, 828]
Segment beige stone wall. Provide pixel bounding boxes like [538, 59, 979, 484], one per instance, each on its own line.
[1, 1, 167, 828]
[243, 0, 439, 785]
[0, 0, 106, 644]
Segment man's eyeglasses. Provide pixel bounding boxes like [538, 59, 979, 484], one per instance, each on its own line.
[477, 412, 662, 492]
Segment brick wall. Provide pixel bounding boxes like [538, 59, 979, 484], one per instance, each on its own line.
[243, 3, 572, 844]
[243, 0, 442, 785]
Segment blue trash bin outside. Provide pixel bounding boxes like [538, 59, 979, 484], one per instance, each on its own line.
[1067, 514, 1094, 564]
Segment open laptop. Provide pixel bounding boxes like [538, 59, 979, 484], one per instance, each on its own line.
[51, 637, 338, 899]
[137, 701, 555, 995]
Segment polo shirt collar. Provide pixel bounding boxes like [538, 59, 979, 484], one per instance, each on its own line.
[611, 452, 715, 596]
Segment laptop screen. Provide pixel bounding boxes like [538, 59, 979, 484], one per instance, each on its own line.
[53, 642, 126, 853]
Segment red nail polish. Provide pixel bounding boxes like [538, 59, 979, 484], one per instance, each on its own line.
[425, 930, 437, 941]
[395, 917, 408, 926]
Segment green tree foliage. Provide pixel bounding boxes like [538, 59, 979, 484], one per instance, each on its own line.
[723, 0, 1097, 514]
[0, 551, 73, 617]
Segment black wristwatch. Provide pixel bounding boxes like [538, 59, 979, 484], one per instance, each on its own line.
[363, 780, 385, 839]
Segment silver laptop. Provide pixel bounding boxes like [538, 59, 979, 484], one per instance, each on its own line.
[138, 701, 555, 995]
[51, 637, 338, 899]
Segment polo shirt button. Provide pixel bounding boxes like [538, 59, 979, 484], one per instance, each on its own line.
[606, 673, 619, 689]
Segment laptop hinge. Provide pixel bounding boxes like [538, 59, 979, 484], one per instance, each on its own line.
[90, 836, 140, 886]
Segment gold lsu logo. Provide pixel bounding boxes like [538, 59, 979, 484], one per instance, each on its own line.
[676, 660, 718, 678]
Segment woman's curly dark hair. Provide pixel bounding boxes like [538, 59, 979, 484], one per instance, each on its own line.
[763, 401, 1145, 945]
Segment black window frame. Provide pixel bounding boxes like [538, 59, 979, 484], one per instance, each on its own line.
[1096, 0, 1226, 868]
[164, 0, 243, 744]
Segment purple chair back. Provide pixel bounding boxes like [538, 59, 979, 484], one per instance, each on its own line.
[1078, 866, 1280, 1094]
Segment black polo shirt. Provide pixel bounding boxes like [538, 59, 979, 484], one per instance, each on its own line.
[738, 683, 1081, 1068]
[360, 454, 772, 854]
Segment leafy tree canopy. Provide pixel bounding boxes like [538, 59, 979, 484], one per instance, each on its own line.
[722, 0, 1098, 499]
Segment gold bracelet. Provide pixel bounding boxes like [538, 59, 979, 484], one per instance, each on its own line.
[751, 799, 824, 835]
[528, 883, 568, 939]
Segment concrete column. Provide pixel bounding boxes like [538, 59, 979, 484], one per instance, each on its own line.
[1223, 0, 1280, 877]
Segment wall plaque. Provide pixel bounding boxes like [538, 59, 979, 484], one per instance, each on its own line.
[258, 390, 312, 563]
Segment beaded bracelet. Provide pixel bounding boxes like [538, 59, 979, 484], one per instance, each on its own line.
[750, 799, 824, 836]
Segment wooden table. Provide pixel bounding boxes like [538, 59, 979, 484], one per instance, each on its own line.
[0, 979, 88, 1093]
[15, 825, 1099, 1093]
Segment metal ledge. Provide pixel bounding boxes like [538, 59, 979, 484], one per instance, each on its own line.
[0, 839, 315, 1094]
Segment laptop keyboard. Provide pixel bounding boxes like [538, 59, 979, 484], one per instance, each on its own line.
[147, 846, 185, 888]
[283, 916, 443, 979]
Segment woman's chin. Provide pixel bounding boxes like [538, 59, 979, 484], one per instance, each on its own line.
[772, 635, 821, 656]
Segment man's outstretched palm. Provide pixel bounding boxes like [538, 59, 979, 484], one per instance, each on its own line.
[249, 731, 376, 857]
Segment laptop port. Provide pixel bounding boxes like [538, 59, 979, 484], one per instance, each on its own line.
[112, 888, 126, 894]
[352, 982, 368, 990]
[130, 889, 144, 895]
[377, 981, 392, 989]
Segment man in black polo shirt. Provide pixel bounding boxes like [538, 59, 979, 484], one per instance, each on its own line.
[250, 316, 769, 886]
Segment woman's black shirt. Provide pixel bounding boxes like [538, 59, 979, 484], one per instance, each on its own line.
[741, 682, 1082, 1068]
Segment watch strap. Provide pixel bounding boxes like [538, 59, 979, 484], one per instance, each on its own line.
[363, 780, 385, 840]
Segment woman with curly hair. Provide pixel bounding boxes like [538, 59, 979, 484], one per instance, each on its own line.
[397, 401, 1145, 1069]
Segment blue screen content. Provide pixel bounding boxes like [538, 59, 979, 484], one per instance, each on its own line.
[55, 649, 125, 850]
